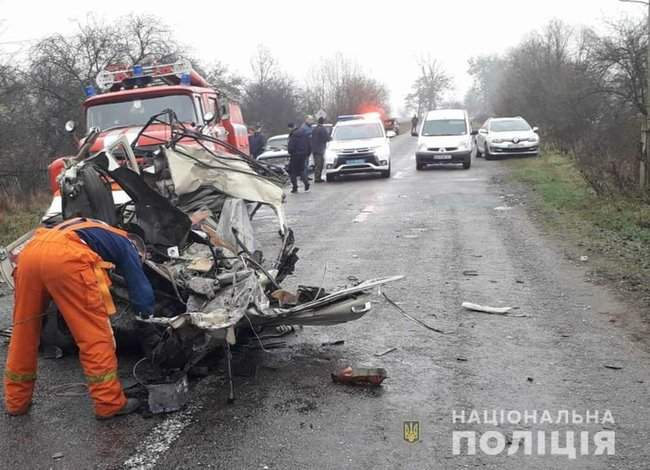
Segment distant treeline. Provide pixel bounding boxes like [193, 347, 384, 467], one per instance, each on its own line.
[465, 18, 650, 198]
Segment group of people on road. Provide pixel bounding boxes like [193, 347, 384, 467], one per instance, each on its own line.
[249, 115, 331, 194]
[286, 115, 330, 193]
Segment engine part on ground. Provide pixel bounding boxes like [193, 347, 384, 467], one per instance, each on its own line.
[146, 373, 189, 414]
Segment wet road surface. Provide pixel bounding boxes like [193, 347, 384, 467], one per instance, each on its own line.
[0, 133, 649, 469]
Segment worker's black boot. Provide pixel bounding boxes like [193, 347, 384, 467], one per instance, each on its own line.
[96, 398, 140, 420]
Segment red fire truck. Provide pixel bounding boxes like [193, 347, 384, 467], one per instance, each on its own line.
[48, 60, 250, 193]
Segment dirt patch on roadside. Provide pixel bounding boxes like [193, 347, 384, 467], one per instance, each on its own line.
[492, 164, 650, 346]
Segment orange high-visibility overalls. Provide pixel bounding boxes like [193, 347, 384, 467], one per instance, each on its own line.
[4, 219, 129, 417]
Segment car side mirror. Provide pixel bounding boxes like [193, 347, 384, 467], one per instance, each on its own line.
[203, 111, 215, 124]
[479, 129, 488, 134]
[532, 126, 539, 133]
[65, 120, 76, 133]
[386, 130, 396, 138]
[470, 129, 478, 136]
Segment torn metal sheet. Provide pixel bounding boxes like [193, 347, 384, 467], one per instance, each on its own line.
[164, 144, 287, 229]
[0, 112, 405, 392]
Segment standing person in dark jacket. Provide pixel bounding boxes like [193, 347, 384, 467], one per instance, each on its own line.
[411, 114, 419, 134]
[287, 117, 312, 193]
[311, 117, 330, 183]
[248, 126, 266, 159]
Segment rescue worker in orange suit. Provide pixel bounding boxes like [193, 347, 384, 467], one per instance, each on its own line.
[3, 218, 155, 420]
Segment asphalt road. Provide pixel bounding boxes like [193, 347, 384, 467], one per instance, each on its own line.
[1, 133, 649, 469]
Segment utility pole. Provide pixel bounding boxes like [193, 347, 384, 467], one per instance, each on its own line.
[620, 0, 650, 189]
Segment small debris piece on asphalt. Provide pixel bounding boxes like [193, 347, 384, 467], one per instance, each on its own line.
[493, 206, 512, 211]
[527, 377, 534, 383]
[462, 302, 512, 315]
[52, 453, 64, 460]
[382, 290, 447, 333]
[456, 357, 468, 362]
[331, 367, 387, 386]
[321, 340, 345, 347]
[462, 270, 479, 277]
[580, 256, 589, 262]
[374, 347, 397, 357]
[604, 365, 623, 370]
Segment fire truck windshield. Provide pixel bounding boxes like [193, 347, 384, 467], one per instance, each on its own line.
[86, 94, 197, 130]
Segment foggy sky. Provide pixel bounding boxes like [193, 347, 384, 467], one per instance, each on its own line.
[0, 0, 644, 114]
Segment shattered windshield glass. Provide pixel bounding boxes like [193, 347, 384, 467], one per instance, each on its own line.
[86, 95, 197, 130]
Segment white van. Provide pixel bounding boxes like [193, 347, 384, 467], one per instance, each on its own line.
[415, 109, 475, 170]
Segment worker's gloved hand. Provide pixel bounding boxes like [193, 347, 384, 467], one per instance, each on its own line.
[135, 310, 152, 321]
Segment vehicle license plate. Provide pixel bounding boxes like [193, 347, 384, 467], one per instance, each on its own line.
[434, 154, 452, 160]
[348, 159, 365, 165]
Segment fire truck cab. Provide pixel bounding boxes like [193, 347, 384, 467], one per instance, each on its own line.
[49, 61, 250, 193]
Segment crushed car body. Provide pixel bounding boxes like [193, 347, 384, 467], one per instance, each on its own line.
[0, 110, 403, 377]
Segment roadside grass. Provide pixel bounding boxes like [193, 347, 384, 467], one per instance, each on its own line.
[0, 192, 50, 246]
[505, 152, 650, 306]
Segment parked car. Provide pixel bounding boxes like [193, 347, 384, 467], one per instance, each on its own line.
[415, 109, 475, 170]
[256, 134, 290, 169]
[476, 117, 539, 160]
[383, 118, 400, 135]
[324, 116, 391, 181]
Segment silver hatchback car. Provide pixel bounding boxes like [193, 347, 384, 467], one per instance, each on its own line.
[476, 117, 540, 160]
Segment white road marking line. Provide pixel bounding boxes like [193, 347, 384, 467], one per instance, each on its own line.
[122, 402, 202, 470]
[353, 205, 375, 223]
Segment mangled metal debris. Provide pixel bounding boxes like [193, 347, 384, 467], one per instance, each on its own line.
[0, 111, 403, 398]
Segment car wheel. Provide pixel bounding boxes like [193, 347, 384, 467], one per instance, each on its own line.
[484, 146, 494, 161]
[475, 146, 482, 158]
[326, 174, 336, 182]
[381, 166, 391, 178]
[463, 159, 471, 169]
[416, 162, 424, 170]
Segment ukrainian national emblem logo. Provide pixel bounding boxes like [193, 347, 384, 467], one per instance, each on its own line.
[403, 421, 420, 443]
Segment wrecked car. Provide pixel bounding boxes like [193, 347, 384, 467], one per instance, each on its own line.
[0, 111, 402, 392]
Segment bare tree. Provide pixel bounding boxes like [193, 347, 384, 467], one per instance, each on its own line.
[243, 47, 301, 134]
[405, 55, 452, 114]
[304, 53, 390, 119]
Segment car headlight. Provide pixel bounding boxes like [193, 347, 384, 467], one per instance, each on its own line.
[376, 145, 390, 158]
[491, 138, 505, 144]
[458, 141, 468, 149]
[525, 136, 539, 142]
[418, 143, 428, 151]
